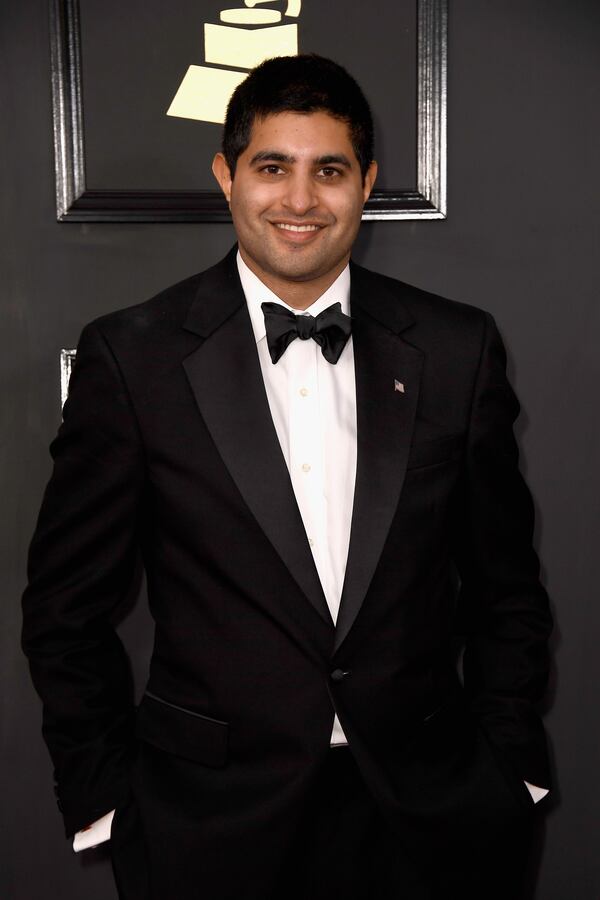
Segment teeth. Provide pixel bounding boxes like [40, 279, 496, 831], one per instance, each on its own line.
[275, 223, 320, 232]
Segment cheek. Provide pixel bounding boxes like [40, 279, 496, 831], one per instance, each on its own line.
[230, 200, 259, 238]
[334, 197, 365, 233]
[333, 186, 366, 217]
[232, 190, 275, 225]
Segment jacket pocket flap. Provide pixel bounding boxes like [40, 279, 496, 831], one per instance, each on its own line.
[136, 692, 228, 767]
[407, 433, 464, 470]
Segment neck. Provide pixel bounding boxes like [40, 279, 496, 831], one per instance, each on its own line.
[239, 250, 348, 310]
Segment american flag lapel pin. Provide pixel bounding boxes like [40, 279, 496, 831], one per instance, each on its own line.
[394, 379, 405, 393]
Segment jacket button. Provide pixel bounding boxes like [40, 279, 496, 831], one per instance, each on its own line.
[330, 669, 350, 682]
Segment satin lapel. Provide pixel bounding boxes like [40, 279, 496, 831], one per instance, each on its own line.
[182, 270, 331, 628]
[334, 293, 424, 653]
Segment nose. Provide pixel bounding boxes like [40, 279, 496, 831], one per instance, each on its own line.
[282, 172, 318, 216]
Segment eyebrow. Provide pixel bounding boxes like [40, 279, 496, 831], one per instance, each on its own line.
[249, 151, 353, 168]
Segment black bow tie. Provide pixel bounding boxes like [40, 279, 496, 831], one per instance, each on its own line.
[261, 301, 352, 365]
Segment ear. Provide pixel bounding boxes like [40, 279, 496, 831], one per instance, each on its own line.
[362, 160, 378, 203]
[212, 153, 233, 204]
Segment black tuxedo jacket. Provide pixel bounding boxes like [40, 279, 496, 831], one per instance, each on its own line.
[22, 247, 552, 893]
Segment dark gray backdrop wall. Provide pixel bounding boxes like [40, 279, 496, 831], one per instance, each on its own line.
[1, 1, 598, 898]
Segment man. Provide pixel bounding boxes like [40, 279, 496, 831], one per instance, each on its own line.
[22, 55, 552, 899]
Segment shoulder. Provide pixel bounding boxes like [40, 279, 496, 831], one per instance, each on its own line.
[81, 248, 239, 348]
[351, 261, 490, 339]
[351, 264, 489, 325]
[84, 271, 206, 345]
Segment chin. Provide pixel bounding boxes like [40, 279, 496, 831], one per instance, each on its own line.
[272, 263, 327, 284]
[264, 253, 319, 281]
[275, 251, 345, 282]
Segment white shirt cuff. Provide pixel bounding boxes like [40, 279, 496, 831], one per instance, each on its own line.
[524, 781, 549, 803]
[72, 809, 115, 852]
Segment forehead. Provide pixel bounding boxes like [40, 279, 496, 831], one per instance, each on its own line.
[242, 110, 356, 159]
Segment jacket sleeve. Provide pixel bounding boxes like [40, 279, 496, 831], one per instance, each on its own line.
[452, 311, 553, 789]
[22, 321, 145, 837]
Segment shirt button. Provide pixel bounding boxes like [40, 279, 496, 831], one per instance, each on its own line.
[308, 538, 314, 547]
[299, 387, 309, 397]
[301, 463, 311, 473]
[330, 669, 351, 682]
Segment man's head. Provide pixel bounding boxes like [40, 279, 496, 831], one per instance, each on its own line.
[212, 55, 377, 308]
[222, 54, 374, 183]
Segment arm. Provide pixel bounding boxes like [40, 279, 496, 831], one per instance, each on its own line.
[22, 322, 145, 837]
[453, 312, 553, 789]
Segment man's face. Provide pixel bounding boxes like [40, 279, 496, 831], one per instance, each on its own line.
[212, 111, 377, 293]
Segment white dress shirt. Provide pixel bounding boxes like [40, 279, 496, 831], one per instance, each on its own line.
[73, 254, 545, 851]
[239, 251, 356, 747]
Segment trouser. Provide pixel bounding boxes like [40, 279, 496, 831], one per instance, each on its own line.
[279, 745, 428, 899]
[110, 744, 535, 900]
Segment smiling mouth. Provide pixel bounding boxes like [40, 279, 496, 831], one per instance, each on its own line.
[274, 223, 322, 233]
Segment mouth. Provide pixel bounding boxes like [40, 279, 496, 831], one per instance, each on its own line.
[274, 223, 322, 233]
[270, 221, 326, 244]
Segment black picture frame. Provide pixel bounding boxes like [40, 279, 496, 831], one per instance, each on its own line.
[50, 0, 447, 223]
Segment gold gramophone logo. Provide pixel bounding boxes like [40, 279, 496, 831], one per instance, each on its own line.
[167, 1, 302, 125]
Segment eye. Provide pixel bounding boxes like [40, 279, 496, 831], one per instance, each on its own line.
[260, 164, 285, 176]
[317, 167, 342, 179]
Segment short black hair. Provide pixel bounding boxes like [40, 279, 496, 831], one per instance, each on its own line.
[222, 54, 374, 181]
